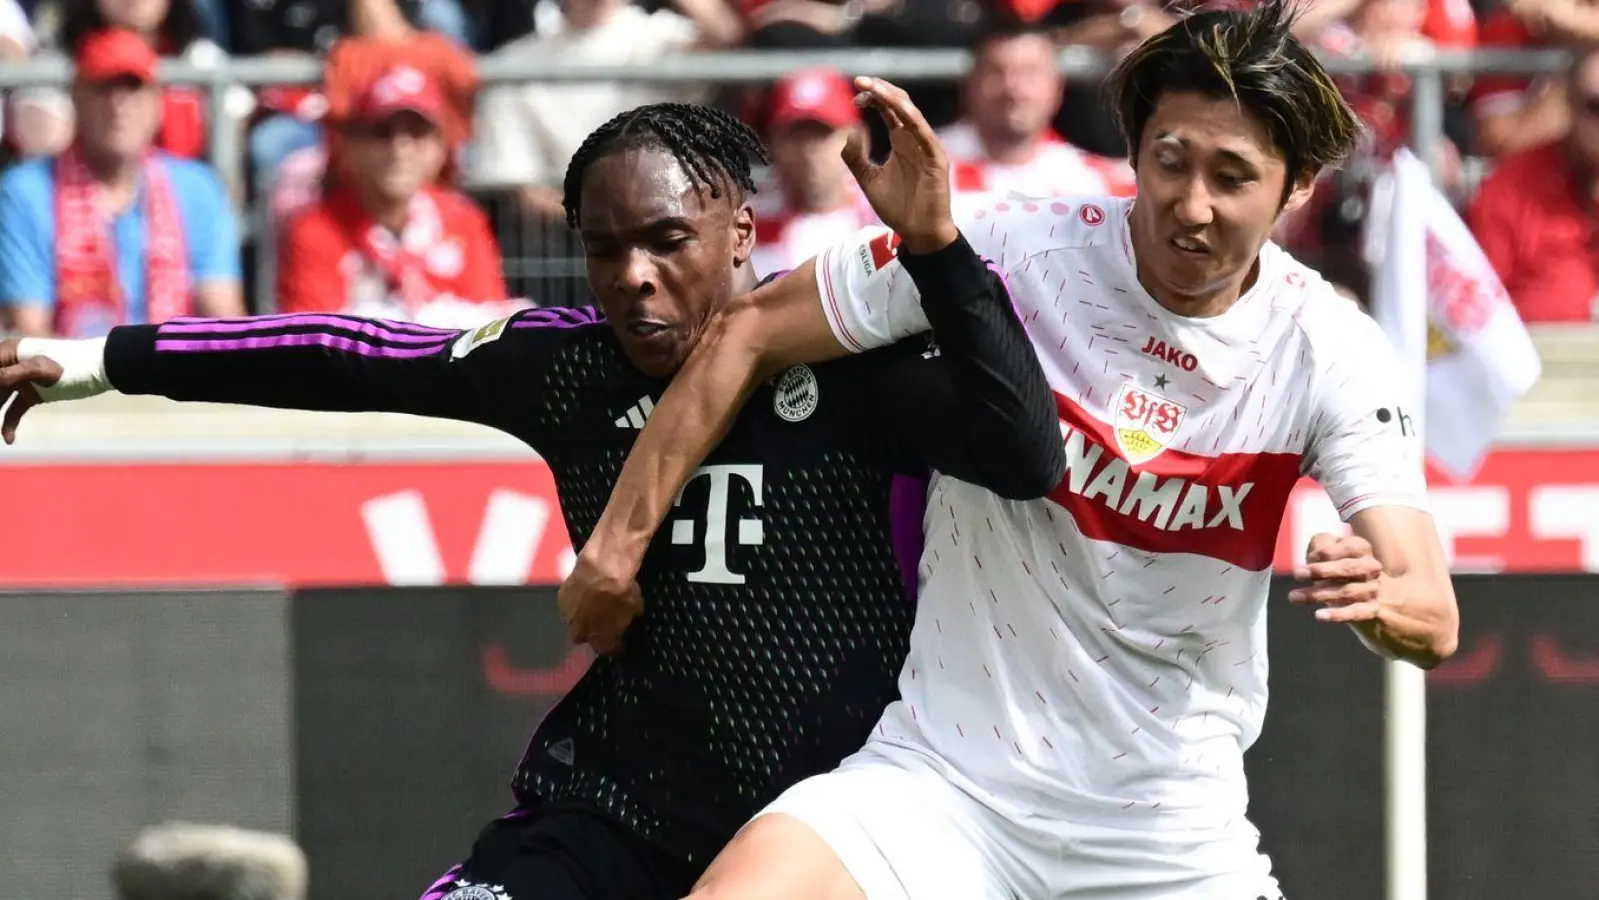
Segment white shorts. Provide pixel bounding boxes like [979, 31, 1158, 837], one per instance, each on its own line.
[758, 745, 1283, 900]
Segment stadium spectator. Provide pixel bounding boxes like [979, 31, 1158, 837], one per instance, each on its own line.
[58, 0, 223, 159]
[469, 0, 742, 221]
[231, 0, 430, 195]
[938, 22, 1134, 211]
[112, 822, 306, 900]
[1317, 0, 1472, 163]
[5, 88, 75, 162]
[0, 28, 242, 337]
[748, 69, 877, 275]
[0, 0, 26, 58]
[265, 32, 480, 228]
[1469, 44, 1599, 324]
[278, 65, 511, 325]
[741, 0, 869, 48]
[0, 0, 70, 164]
[1467, 0, 1598, 156]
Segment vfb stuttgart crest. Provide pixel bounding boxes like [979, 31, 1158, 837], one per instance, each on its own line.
[1113, 382, 1186, 465]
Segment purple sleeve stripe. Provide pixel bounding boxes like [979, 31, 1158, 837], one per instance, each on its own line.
[417, 865, 465, 900]
[511, 306, 604, 329]
[160, 314, 459, 345]
[167, 312, 459, 336]
[155, 332, 453, 358]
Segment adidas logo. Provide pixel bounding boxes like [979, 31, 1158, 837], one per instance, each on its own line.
[614, 395, 655, 429]
[548, 737, 575, 766]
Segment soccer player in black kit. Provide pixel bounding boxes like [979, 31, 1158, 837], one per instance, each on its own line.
[0, 91, 1063, 900]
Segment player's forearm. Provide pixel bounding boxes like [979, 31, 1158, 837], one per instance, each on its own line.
[99, 317, 467, 418]
[893, 235, 1064, 498]
[585, 305, 773, 568]
[1353, 572, 1459, 668]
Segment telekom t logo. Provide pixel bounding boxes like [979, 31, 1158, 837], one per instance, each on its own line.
[670, 464, 765, 585]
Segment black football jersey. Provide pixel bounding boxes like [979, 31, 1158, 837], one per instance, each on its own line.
[102, 244, 1063, 866]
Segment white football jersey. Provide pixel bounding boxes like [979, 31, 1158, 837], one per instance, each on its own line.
[813, 195, 1428, 833]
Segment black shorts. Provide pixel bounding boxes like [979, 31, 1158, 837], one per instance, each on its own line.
[419, 805, 701, 900]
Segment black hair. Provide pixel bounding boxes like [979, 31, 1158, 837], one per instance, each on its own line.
[969, 16, 1056, 60]
[562, 102, 769, 231]
[1108, 0, 1361, 182]
[60, 0, 206, 56]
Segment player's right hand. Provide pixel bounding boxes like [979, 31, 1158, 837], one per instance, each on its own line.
[558, 546, 644, 655]
[842, 76, 959, 255]
[0, 338, 64, 445]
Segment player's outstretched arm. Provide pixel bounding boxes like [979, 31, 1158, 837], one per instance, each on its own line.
[1291, 313, 1459, 668]
[0, 309, 574, 443]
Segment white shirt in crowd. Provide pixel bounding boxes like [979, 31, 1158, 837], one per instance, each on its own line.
[469, 1, 704, 189]
[936, 121, 1135, 213]
[748, 177, 878, 277]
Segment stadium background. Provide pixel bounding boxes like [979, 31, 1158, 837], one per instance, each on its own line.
[2, 3, 1599, 896]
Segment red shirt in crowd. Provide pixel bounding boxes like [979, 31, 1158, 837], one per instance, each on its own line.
[1468, 141, 1599, 323]
[280, 185, 507, 318]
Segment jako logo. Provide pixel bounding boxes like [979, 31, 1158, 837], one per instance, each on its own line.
[1141, 336, 1198, 372]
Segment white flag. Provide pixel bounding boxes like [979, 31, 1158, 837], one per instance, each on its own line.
[1363, 149, 1541, 480]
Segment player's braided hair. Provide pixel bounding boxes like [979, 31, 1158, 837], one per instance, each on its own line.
[562, 103, 769, 231]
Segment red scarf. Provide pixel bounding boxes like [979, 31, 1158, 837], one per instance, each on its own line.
[54, 148, 190, 337]
[329, 185, 444, 316]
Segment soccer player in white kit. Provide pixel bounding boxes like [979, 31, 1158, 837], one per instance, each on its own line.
[564, 2, 1461, 897]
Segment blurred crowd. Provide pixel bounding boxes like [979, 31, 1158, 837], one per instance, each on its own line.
[1, 0, 1598, 338]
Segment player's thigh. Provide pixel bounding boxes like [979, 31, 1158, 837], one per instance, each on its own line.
[691, 752, 1012, 900]
[425, 806, 697, 900]
[690, 812, 864, 900]
[1029, 819, 1282, 900]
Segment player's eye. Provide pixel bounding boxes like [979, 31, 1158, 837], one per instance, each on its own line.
[1215, 172, 1253, 191]
[582, 240, 622, 260]
[652, 235, 691, 255]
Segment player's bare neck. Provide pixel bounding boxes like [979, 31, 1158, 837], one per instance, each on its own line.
[732, 261, 760, 295]
[1137, 258, 1259, 320]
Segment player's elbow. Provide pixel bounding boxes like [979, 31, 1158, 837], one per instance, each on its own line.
[974, 441, 1066, 501]
[1415, 600, 1460, 669]
[1403, 581, 1460, 670]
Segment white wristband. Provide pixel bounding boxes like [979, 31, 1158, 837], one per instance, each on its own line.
[15, 336, 112, 402]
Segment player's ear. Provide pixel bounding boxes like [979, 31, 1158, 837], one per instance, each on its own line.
[732, 202, 756, 268]
[1279, 168, 1317, 216]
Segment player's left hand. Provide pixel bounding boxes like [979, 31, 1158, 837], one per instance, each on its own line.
[1288, 533, 1388, 623]
[558, 547, 644, 655]
[842, 76, 958, 255]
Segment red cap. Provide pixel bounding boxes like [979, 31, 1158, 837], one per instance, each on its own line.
[75, 28, 158, 84]
[349, 65, 446, 127]
[766, 69, 860, 132]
